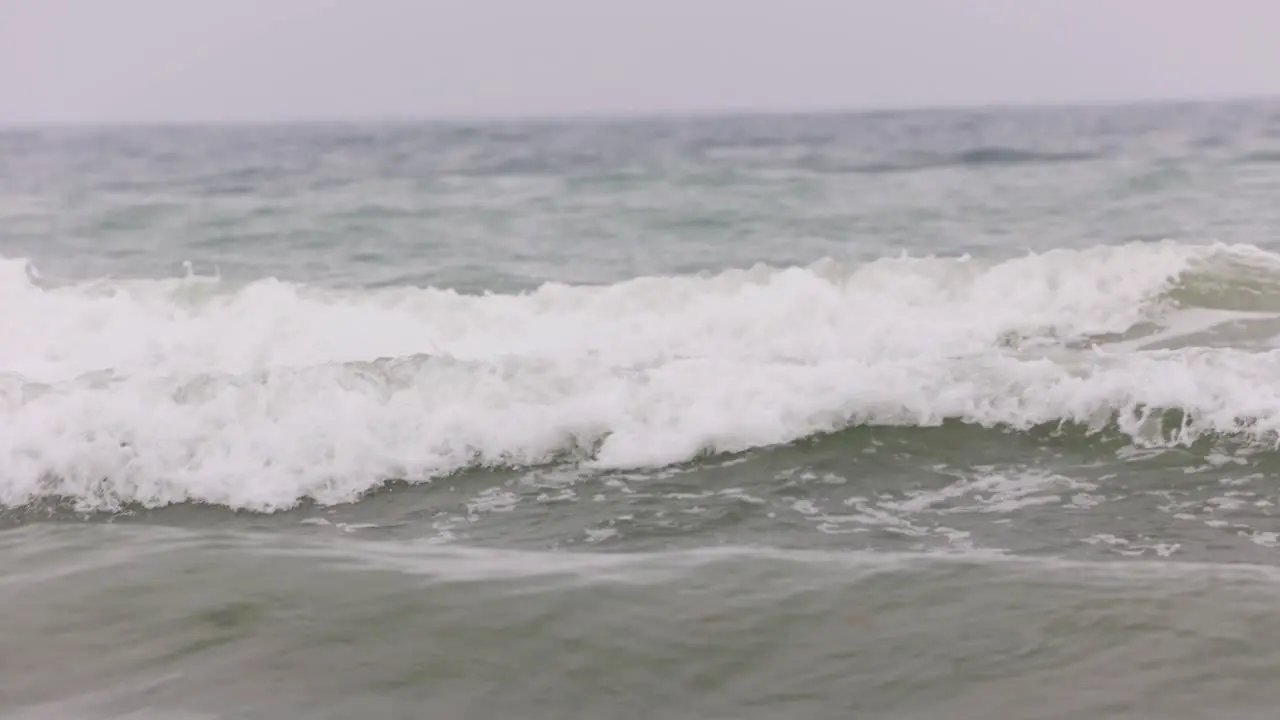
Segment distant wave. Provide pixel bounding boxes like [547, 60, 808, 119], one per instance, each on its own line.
[1236, 150, 1280, 164]
[801, 147, 1103, 175]
[5, 241, 1280, 512]
[952, 147, 1101, 166]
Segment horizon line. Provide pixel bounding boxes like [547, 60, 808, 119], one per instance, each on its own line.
[3, 91, 1278, 129]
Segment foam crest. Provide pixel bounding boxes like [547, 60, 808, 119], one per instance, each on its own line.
[0, 240, 1229, 383]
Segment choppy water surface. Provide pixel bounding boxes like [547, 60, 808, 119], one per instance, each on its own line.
[6, 100, 1280, 718]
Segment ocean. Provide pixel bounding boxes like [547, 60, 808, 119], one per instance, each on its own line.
[5, 99, 1280, 718]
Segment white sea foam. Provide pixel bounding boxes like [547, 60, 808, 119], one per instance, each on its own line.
[3, 241, 1280, 511]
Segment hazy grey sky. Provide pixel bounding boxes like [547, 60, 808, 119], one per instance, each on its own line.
[2, 0, 1277, 123]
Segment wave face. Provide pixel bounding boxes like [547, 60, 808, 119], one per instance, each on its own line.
[5, 241, 1280, 511]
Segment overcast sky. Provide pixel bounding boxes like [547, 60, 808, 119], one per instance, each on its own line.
[2, 0, 1277, 123]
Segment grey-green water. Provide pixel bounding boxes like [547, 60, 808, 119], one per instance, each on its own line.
[6, 100, 1280, 718]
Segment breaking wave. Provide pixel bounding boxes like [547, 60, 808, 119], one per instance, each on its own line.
[5, 240, 1280, 511]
